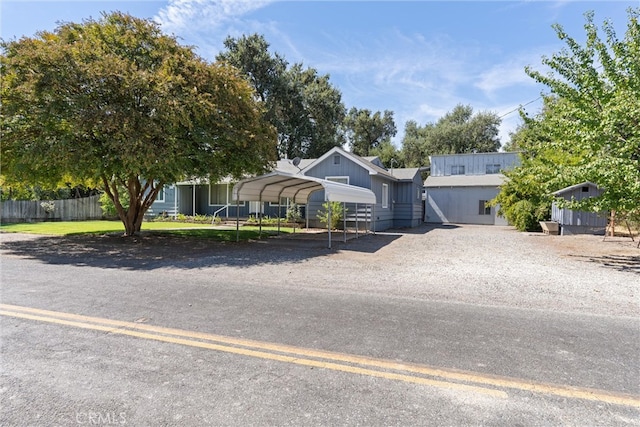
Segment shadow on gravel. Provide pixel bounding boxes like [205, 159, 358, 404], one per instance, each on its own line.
[0, 231, 401, 271]
[569, 254, 640, 275]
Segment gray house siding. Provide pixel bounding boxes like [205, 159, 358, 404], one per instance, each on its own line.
[150, 147, 424, 231]
[425, 152, 520, 225]
[426, 186, 499, 225]
[393, 176, 424, 228]
[431, 152, 520, 177]
[551, 183, 607, 235]
[302, 155, 393, 230]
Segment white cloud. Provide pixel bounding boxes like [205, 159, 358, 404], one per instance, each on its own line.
[155, 0, 274, 35]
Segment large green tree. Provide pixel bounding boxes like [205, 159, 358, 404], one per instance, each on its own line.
[523, 8, 640, 216]
[400, 104, 501, 167]
[343, 108, 397, 157]
[217, 34, 345, 159]
[1, 12, 276, 235]
[490, 102, 580, 231]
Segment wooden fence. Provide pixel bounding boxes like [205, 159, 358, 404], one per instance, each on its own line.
[1, 195, 103, 223]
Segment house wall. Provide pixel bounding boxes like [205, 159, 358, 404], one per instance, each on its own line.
[393, 177, 424, 228]
[430, 152, 520, 176]
[304, 153, 397, 230]
[145, 185, 177, 217]
[425, 187, 499, 225]
[149, 148, 423, 231]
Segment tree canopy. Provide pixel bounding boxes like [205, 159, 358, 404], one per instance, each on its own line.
[493, 7, 640, 229]
[217, 34, 345, 159]
[400, 104, 501, 167]
[343, 108, 397, 157]
[1, 12, 277, 235]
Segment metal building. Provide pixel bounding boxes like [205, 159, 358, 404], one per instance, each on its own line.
[551, 182, 607, 235]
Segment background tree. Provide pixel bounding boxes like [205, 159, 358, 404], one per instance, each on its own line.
[343, 108, 397, 157]
[490, 104, 579, 231]
[400, 104, 501, 167]
[217, 34, 345, 159]
[1, 12, 276, 236]
[401, 120, 431, 167]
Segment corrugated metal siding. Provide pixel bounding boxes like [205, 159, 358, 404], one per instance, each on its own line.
[425, 187, 499, 225]
[430, 152, 520, 176]
[551, 184, 607, 229]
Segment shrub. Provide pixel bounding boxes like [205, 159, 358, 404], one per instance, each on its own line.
[286, 203, 302, 223]
[317, 201, 345, 230]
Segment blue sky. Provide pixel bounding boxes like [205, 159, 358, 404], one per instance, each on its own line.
[1, 1, 635, 149]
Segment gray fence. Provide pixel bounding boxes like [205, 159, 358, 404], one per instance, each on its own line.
[1, 195, 103, 223]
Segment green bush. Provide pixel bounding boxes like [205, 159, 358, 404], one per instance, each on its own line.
[317, 201, 345, 230]
[286, 203, 302, 223]
[99, 191, 129, 219]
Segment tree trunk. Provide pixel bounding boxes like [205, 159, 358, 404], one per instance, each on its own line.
[102, 175, 160, 237]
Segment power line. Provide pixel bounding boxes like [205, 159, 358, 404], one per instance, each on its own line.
[499, 96, 543, 119]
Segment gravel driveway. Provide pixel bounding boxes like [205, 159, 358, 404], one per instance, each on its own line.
[2, 224, 637, 317]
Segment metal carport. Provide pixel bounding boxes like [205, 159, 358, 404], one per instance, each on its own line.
[233, 171, 377, 248]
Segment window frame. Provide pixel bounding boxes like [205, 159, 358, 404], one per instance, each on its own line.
[485, 164, 501, 174]
[382, 183, 389, 209]
[451, 165, 465, 175]
[325, 176, 349, 185]
[209, 183, 245, 206]
[478, 200, 491, 215]
[155, 185, 165, 203]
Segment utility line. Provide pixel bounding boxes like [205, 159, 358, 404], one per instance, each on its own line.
[499, 96, 543, 119]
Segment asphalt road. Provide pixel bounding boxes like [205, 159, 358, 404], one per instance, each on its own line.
[1, 233, 639, 426]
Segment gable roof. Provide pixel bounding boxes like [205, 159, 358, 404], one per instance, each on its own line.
[552, 181, 602, 196]
[390, 167, 422, 181]
[303, 146, 398, 181]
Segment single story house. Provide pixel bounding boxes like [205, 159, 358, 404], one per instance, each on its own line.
[424, 152, 520, 225]
[150, 146, 426, 231]
[551, 181, 607, 235]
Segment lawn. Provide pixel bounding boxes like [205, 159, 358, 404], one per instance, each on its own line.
[0, 220, 294, 241]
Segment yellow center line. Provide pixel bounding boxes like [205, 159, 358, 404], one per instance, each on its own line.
[2, 303, 639, 407]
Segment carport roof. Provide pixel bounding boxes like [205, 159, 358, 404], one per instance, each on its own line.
[233, 171, 377, 205]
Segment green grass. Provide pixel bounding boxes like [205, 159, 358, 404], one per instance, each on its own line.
[0, 220, 293, 241]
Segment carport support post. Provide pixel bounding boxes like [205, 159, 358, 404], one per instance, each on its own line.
[259, 197, 263, 238]
[355, 203, 358, 238]
[328, 201, 332, 249]
[236, 199, 240, 242]
[343, 202, 346, 243]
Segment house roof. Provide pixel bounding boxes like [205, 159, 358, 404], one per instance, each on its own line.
[303, 147, 398, 181]
[233, 171, 377, 205]
[424, 174, 507, 188]
[391, 167, 422, 181]
[552, 181, 601, 196]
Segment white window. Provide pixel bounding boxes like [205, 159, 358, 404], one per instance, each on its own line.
[209, 183, 244, 206]
[382, 183, 389, 208]
[451, 165, 465, 175]
[486, 164, 501, 174]
[326, 176, 349, 185]
[155, 186, 165, 202]
[478, 200, 491, 215]
[270, 197, 290, 206]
